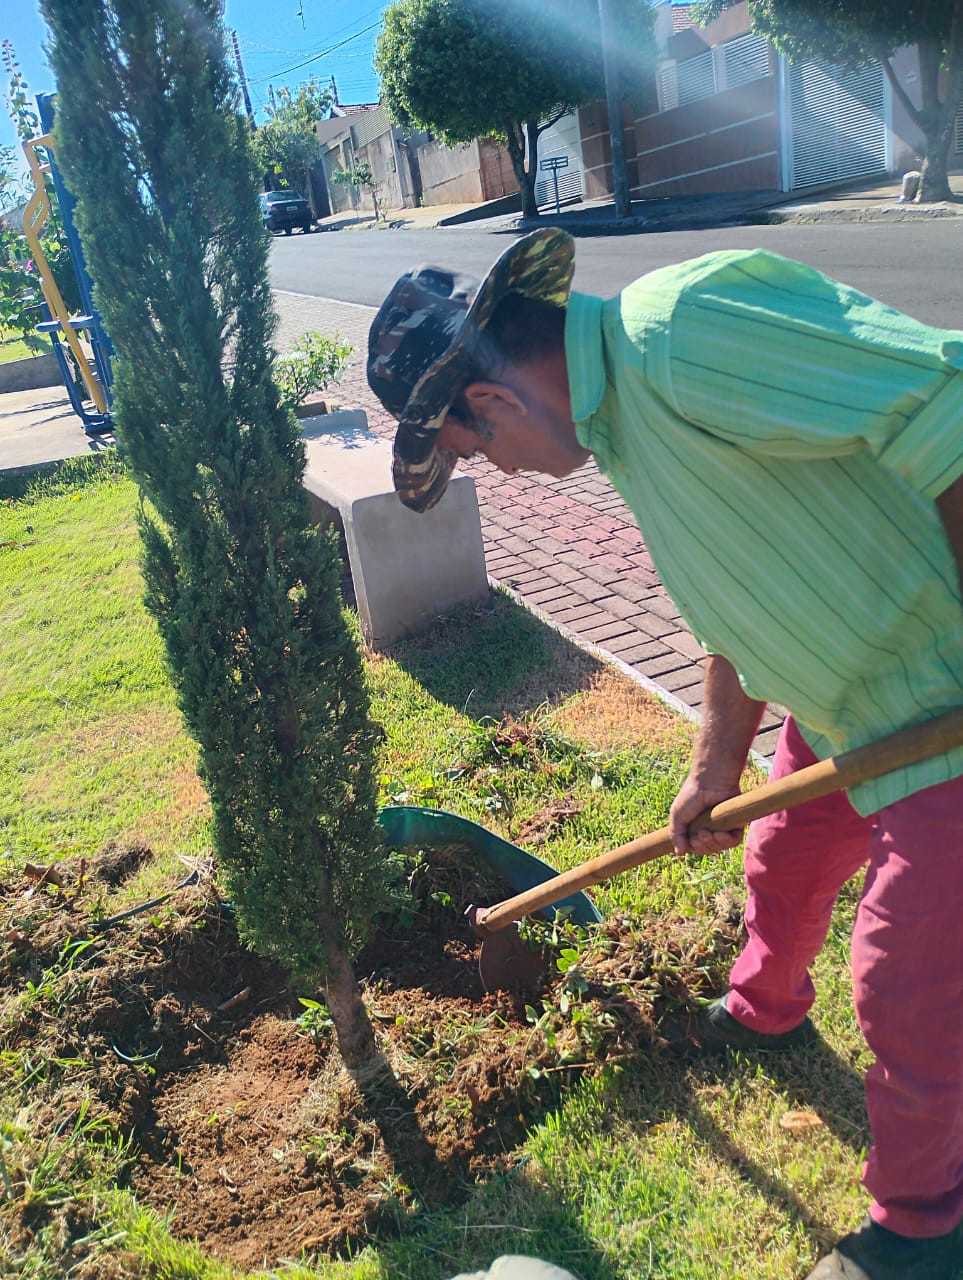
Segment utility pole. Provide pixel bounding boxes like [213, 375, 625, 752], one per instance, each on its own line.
[231, 30, 256, 131]
[597, 0, 631, 219]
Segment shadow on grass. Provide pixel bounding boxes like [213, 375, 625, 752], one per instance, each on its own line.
[0, 451, 125, 503]
[384, 590, 605, 721]
[373, 1160, 623, 1280]
[680, 1050, 865, 1252]
[614, 1032, 870, 1257]
[752, 1036, 869, 1154]
[369, 1025, 873, 1280]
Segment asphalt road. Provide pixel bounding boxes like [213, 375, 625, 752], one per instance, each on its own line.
[268, 218, 963, 329]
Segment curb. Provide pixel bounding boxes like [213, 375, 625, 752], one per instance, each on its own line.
[758, 205, 963, 225]
[0, 352, 60, 394]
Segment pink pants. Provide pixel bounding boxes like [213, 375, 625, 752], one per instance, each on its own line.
[727, 717, 963, 1239]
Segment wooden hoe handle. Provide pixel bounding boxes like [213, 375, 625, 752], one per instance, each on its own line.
[472, 707, 963, 936]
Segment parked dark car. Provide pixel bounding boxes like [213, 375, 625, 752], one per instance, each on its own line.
[259, 190, 314, 235]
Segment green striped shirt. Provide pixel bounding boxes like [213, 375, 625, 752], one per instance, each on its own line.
[566, 248, 963, 815]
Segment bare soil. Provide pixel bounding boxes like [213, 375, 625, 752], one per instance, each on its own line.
[0, 838, 743, 1272]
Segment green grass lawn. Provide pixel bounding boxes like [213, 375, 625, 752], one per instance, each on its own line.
[0, 457, 952, 1280]
[0, 334, 51, 363]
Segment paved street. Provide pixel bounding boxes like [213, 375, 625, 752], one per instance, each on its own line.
[269, 218, 963, 327]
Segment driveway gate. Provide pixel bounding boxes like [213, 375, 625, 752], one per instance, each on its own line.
[785, 57, 890, 189]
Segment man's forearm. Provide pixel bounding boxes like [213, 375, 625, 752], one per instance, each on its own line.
[668, 655, 767, 854]
[691, 655, 767, 785]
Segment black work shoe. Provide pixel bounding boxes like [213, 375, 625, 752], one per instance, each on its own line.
[700, 991, 817, 1051]
[806, 1217, 962, 1279]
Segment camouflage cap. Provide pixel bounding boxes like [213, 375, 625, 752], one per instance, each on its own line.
[367, 228, 575, 512]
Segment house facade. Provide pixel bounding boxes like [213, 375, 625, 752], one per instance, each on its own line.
[313, 103, 519, 217]
[579, 1, 963, 202]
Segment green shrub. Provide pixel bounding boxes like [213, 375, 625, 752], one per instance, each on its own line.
[41, 0, 390, 1073]
[274, 331, 353, 408]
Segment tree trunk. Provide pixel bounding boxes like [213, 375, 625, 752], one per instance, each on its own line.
[918, 127, 954, 203]
[915, 36, 956, 202]
[880, 30, 961, 205]
[318, 909, 381, 1076]
[522, 119, 545, 219]
[504, 119, 539, 220]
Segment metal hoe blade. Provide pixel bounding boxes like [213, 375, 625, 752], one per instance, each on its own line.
[467, 906, 551, 993]
[462, 708, 963, 994]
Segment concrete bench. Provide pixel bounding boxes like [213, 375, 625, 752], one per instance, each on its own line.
[300, 410, 489, 648]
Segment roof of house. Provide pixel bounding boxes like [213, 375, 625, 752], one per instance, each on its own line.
[327, 103, 379, 118]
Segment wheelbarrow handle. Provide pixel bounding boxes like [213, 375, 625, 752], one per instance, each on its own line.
[471, 707, 963, 937]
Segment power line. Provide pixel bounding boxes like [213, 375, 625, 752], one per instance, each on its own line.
[246, 20, 383, 85]
[236, 3, 386, 61]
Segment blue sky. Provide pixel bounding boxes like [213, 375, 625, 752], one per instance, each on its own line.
[2, 0, 389, 177]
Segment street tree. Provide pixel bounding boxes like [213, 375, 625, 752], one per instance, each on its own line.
[331, 160, 386, 222]
[39, 0, 393, 1075]
[694, 0, 963, 202]
[252, 78, 330, 198]
[375, 0, 655, 218]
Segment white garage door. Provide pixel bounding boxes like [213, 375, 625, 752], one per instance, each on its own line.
[787, 57, 889, 189]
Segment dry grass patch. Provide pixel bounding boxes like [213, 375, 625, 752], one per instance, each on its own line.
[552, 667, 696, 753]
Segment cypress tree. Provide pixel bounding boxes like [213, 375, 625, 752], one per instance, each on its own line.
[39, 0, 390, 1073]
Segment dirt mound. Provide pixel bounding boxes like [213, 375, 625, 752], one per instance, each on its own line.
[0, 844, 742, 1270]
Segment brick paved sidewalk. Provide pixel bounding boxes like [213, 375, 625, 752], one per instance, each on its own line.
[274, 288, 785, 760]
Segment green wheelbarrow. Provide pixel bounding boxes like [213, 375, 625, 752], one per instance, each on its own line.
[380, 708, 963, 991]
[377, 804, 603, 929]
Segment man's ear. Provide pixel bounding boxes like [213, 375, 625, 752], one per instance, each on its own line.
[461, 379, 527, 423]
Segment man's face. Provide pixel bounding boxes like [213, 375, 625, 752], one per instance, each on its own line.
[437, 409, 525, 476]
[435, 359, 588, 479]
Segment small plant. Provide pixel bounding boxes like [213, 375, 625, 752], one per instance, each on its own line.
[42, 0, 393, 1076]
[331, 161, 386, 223]
[19, 937, 99, 1020]
[273, 330, 353, 410]
[295, 996, 335, 1045]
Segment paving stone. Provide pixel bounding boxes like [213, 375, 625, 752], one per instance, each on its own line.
[506, 567, 557, 590]
[656, 666, 707, 694]
[496, 534, 538, 555]
[519, 548, 558, 569]
[579, 618, 639, 645]
[752, 725, 785, 757]
[633, 613, 680, 641]
[569, 538, 606, 558]
[663, 630, 710, 662]
[529, 534, 568, 556]
[545, 562, 586, 585]
[645, 594, 685, 622]
[526, 584, 575, 607]
[637, 651, 696, 677]
[591, 592, 649, 620]
[603, 636, 678, 664]
[557, 549, 596, 572]
[552, 601, 606, 626]
[613, 577, 664, 603]
[578, 560, 624, 586]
